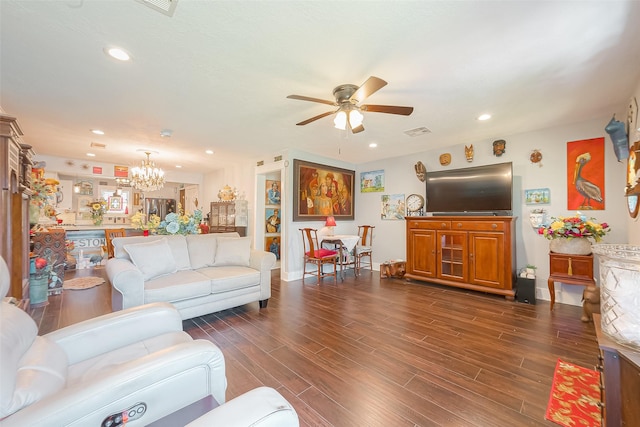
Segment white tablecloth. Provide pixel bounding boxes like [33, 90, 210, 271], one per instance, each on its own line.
[320, 234, 360, 253]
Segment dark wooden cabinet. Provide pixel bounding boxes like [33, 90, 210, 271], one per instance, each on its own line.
[406, 216, 516, 299]
[209, 200, 248, 236]
[594, 314, 640, 426]
[547, 252, 595, 311]
[0, 114, 33, 306]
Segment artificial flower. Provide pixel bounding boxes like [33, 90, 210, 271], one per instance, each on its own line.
[538, 212, 610, 242]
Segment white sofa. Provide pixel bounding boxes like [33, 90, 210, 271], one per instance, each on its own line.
[106, 233, 276, 320]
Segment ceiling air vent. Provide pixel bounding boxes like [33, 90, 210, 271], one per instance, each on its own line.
[404, 127, 431, 137]
[134, 0, 178, 17]
[90, 142, 106, 149]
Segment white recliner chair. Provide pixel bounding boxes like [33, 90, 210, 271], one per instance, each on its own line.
[0, 255, 227, 426]
[0, 256, 299, 427]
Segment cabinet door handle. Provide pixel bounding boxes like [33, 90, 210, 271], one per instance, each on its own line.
[567, 258, 573, 275]
[457, 222, 462, 228]
[441, 223, 446, 228]
[491, 223, 497, 229]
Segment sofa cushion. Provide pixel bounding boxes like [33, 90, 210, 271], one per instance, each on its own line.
[186, 234, 219, 269]
[144, 270, 212, 303]
[198, 266, 261, 293]
[213, 237, 251, 267]
[113, 235, 191, 270]
[124, 238, 178, 281]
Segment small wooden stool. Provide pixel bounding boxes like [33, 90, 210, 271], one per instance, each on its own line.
[380, 260, 406, 279]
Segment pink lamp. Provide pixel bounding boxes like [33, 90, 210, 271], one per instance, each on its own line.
[325, 216, 336, 235]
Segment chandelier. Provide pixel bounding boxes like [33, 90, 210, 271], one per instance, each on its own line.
[130, 152, 165, 192]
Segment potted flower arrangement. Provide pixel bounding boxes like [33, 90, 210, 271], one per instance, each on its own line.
[130, 212, 161, 236]
[156, 205, 203, 235]
[30, 249, 63, 306]
[538, 212, 610, 254]
[87, 199, 107, 225]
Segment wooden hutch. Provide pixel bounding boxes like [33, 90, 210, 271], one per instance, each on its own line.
[0, 114, 34, 307]
[405, 216, 516, 299]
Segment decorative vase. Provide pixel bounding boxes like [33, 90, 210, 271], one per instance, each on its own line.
[549, 238, 592, 255]
[591, 244, 640, 348]
[93, 217, 103, 226]
[29, 275, 49, 306]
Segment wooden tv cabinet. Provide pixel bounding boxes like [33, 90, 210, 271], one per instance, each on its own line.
[405, 216, 516, 299]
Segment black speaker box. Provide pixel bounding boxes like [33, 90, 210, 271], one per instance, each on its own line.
[516, 277, 536, 304]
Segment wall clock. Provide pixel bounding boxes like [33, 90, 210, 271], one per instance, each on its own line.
[628, 194, 639, 218]
[406, 194, 425, 216]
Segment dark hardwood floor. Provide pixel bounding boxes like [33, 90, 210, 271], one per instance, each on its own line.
[33, 268, 599, 427]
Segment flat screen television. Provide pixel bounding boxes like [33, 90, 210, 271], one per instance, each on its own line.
[425, 162, 513, 215]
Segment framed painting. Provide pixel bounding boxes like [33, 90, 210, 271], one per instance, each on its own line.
[524, 188, 550, 205]
[381, 194, 405, 220]
[360, 170, 384, 192]
[265, 208, 281, 233]
[566, 137, 605, 210]
[293, 159, 355, 221]
[265, 236, 280, 260]
[265, 179, 281, 205]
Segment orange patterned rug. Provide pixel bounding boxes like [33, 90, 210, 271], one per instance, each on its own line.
[545, 359, 601, 427]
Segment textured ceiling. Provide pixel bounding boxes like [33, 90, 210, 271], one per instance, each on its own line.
[2, 0, 640, 174]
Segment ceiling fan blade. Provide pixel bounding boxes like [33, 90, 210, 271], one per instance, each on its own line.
[287, 94, 336, 106]
[295, 110, 335, 126]
[350, 76, 387, 104]
[351, 124, 365, 134]
[361, 104, 414, 115]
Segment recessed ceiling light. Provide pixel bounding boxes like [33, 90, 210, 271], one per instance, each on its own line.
[91, 129, 105, 135]
[86, 153, 96, 157]
[369, 143, 378, 148]
[175, 165, 182, 168]
[104, 47, 131, 61]
[205, 150, 214, 155]
[477, 114, 492, 121]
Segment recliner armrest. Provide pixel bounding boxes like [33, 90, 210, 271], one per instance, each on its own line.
[185, 387, 299, 427]
[45, 302, 183, 365]
[1, 340, 227, 427]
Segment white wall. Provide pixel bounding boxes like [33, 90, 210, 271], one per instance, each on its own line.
[354, 116, 628, 306]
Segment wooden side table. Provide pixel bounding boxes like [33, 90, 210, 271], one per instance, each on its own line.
[548, 252, 595, 311]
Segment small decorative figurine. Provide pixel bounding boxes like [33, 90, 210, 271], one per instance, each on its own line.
[492, 139, 506, 156]
[464, 144, 474, 162]
[414, 161, 427, 182]
[439, 153, 451, 166]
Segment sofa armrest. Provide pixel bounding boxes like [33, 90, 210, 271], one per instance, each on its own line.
[1, 340, 227, 427]
[106, 257, 145, 310]
[250, 250, 276, 300]
[45, 302, 183, 365]
[185, 387, 299, 427]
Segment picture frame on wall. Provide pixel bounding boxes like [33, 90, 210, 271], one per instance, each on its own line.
[360, 170, 384, 192]
[265, 236, 280, 260]
[265, 180, 281, 205]
[524, 188, 550, 205]
[381, 194, 405, 220]
[293, 159, 355, 221]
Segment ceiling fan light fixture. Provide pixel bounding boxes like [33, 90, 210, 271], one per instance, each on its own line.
[349, 110, 364, 128]
[334, 111, 347, 130]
